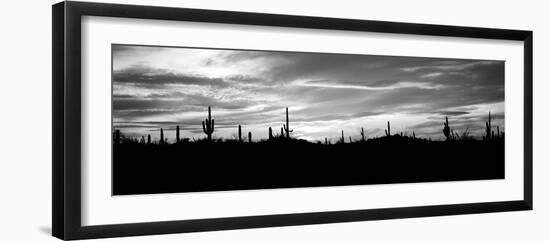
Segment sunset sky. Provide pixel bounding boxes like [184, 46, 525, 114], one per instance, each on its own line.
[112, 44, 505, 142]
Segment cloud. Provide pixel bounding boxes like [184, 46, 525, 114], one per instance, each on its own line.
[400, 60, 498, 72]
[438, 111, 470, 116]
[113, 65, 230, 88]
[421, 72, 444, 78]
[299, 79, 445, 90]
[112, 45, 505, 141]
[291, 111, 382, 123]
[112, 92, 257, 123]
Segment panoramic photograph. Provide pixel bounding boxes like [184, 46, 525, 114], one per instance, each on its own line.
[111, 44, 505, 195]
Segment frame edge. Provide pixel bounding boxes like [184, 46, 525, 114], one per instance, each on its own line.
[52, 1, 66, 240]
[523, 31, 533, 210]
[54, 1, 534, 240]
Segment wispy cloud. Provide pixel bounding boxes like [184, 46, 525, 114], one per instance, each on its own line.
[297, 79, 446, 90]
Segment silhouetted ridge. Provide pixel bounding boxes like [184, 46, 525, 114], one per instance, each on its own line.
[112, 108, 504, 195]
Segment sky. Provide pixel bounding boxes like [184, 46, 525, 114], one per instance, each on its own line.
[112, 44, 505, 142]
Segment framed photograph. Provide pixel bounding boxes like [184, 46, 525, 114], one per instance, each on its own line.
[52, 1, 532, 240]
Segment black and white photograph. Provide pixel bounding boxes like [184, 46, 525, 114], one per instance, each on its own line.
[112, 44, 505, 195]
[0, 0, 544, 240]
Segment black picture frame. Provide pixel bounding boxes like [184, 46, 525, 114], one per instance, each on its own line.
[52, 1, 533, 240]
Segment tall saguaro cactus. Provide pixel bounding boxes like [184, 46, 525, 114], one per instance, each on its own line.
[238, 125, 242, 142]
[147, 134, 151, 144]
[283, 107, 293, 138]
[485, 112, 492, 141]
[248, 132, 252, 143]
[202, 106, 215, 141]
[384, 121, 391, 136]
[114, 130, 121, 144]
[360, 127, 365, 142]
[176, 125, 180, 143]
[268, 127, 273, 139]
[443, 116, 451, 140]
[160, 128, 164, 144]
[340, 130, 345, 143]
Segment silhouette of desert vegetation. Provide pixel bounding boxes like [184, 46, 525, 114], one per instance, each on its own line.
[113, 107, 504, 195]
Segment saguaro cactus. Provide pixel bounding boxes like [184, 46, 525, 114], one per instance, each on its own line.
[485, 112, 492, 141]
[340, 130, 345, 143]
[268, 127, 273, 139]
[114, 130, 120, 144]
[360, 127, 365, 142]
[325, 137, 328, 145]
[202, 106, 215, 141]
[238, 125, 242, 142]
[248, 132, 252, 143]
[160, 128, 164, 144]
[384, 121, 391, 136]
[283, 107, 293, 138]
[176, 125, 180, 143]
[349, 136, 352, 143]
[280, 127, 284, 137]
[443, 116, 451, 140]
[413, 132, 416, 139]
[147, 134, 151, 144]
